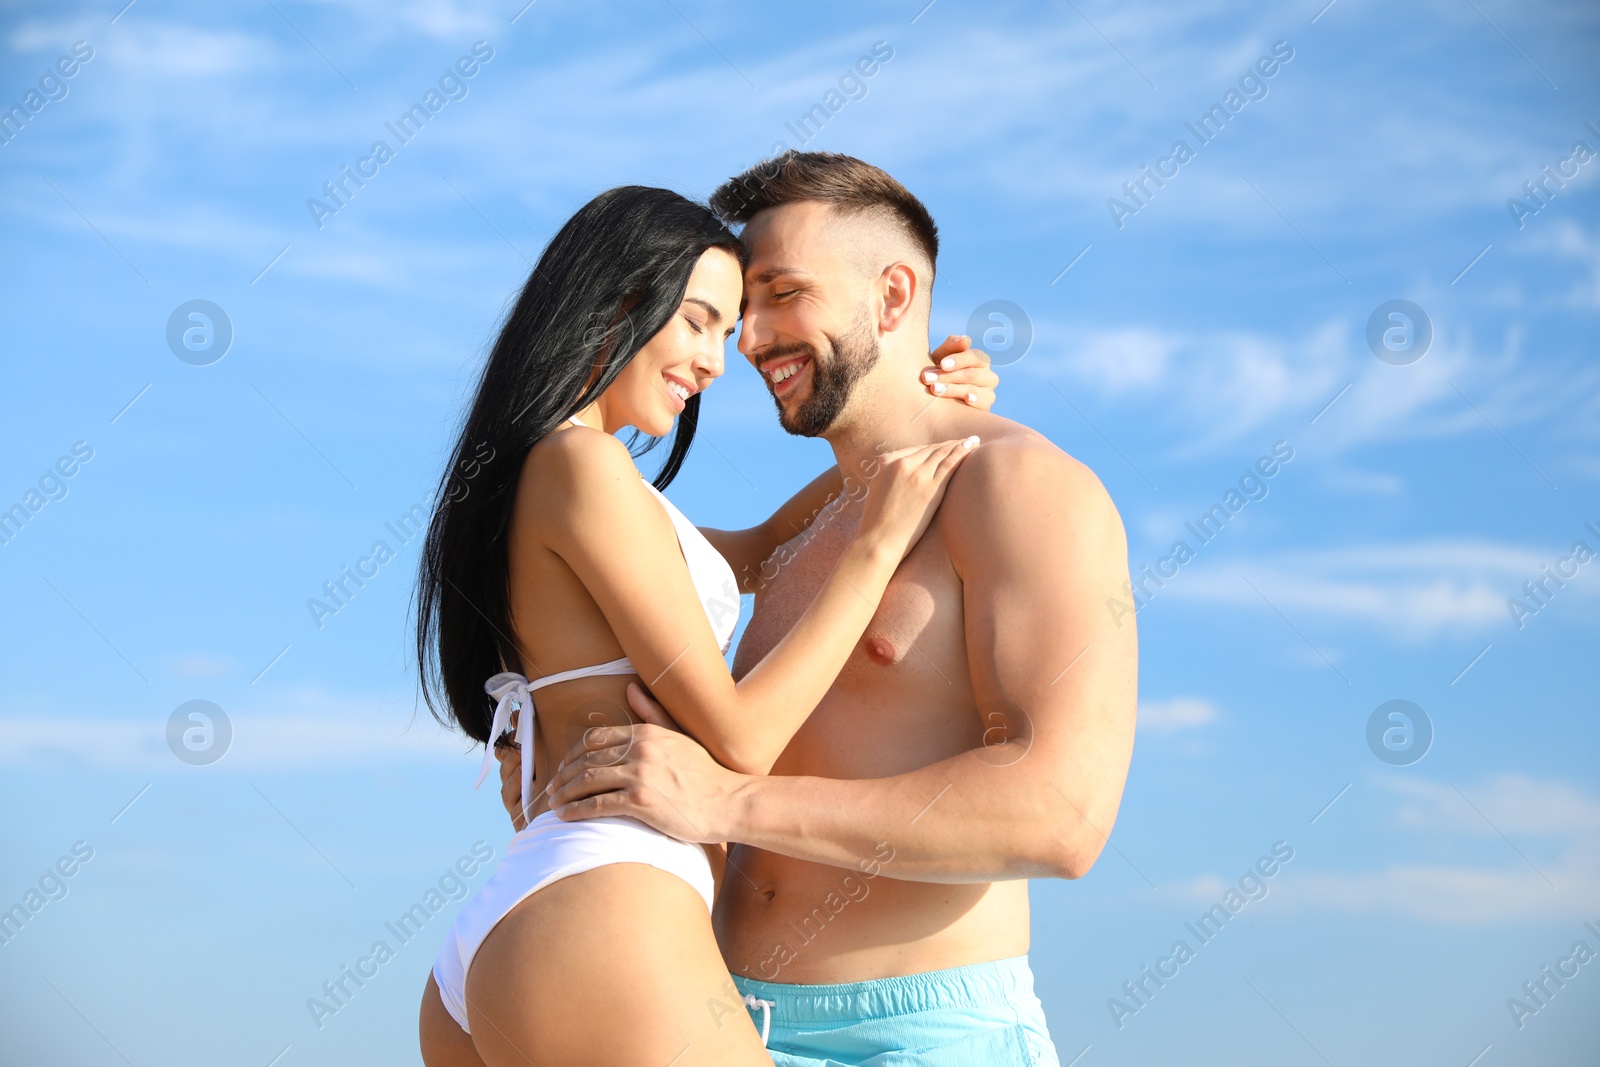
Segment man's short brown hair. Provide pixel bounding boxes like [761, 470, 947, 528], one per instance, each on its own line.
[709, 151, 939, 279]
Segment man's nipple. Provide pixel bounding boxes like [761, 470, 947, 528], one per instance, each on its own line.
[864, 635, 898, 665]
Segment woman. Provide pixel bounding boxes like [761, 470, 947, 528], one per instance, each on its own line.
[415, 186, 995, 1066]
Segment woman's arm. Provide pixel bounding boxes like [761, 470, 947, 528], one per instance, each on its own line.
[702, 465, 843, 594]
[701, 335, 997, 586]
[525, 426, 976, 777]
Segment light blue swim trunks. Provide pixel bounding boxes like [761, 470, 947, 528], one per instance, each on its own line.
[732, 956, 1060, 1066]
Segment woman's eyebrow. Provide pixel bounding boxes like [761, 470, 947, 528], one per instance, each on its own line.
[683, 297, 724, 322]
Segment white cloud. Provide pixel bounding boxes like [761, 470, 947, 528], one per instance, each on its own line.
[162, 654, 237, 678]
[1162, 538, 1588, 639]
[1022, 318, 1345, 455]
[1057, 328, 1180, 395]
[1138, 696, 1218, 732]
[1277, 772, 1600, 924]
[395, 0, 497, 39]
[1159, 774, 1600, 925]
[104, 23, 278, 76]
[1022, 308, 1599, 463]
[8, 20, 279, 75]
[1276, 862, 1589, 924]
[1316, 466, 1405, 495]
[314, 0, 500, 40]
[1381, 773, 1600, 838]
[7, 20, 100, 53]
[0, 686, 474, 770]
[1531, 218, 1600, 309]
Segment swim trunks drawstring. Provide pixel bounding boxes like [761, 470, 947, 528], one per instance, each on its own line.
[742, 994, 775, 1047]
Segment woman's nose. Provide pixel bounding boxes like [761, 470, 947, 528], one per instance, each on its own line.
[695, 334, 726, 380]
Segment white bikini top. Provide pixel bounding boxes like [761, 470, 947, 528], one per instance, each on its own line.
[475, 418, 741, 824]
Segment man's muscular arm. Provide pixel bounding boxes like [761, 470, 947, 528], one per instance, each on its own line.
[544, 437, 1138, 883]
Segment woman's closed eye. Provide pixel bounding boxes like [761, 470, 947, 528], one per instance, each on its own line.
[683, 313, 706, 334]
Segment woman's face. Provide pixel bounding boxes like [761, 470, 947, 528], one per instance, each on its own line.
[604, 247, 743, 438]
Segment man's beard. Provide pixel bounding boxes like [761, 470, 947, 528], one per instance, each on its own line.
[772, 316, 881, 438]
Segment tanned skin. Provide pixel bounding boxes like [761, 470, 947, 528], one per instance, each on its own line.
[419, 240, 1000, 1066]
[536, 199, 1138, 992]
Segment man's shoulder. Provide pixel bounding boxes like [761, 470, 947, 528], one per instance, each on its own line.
[947, 415, 1110, 509]
[938, 414, 1125, 556]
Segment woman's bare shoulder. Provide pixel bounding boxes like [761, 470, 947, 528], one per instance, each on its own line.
[525, 423, 634, 480]
[515, 425, 649, 535]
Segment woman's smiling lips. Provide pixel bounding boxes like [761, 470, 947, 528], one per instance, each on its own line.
[662, 371, 698, 412]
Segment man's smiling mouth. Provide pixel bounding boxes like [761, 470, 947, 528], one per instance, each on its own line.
[761, 354, 811, 398]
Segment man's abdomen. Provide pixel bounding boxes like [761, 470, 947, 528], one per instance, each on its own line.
[717, 851, 1031, 984]
[723, 512, 1029, 983]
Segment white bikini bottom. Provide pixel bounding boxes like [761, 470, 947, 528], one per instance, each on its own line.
[432, 811, 715, 1034]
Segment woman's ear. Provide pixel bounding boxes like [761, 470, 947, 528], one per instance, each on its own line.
[876, 261, 921, 334]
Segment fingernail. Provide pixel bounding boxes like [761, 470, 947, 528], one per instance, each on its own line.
[966, 392, 978, 405]
[933, 383, 947, 395]
[922, 370, 937, 383]
[941, 357, 956, 371]
[964, 435, 980, 448]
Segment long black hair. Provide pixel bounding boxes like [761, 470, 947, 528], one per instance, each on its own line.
[416, 186, 741, 743]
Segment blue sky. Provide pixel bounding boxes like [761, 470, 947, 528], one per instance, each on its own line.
[1, 0, 1597, 1063]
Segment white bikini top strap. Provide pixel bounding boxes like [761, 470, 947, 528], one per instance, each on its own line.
[525, 656, 636, 691]
[472, 415, 712, 812]
[478, 672, 535, 828]
[476, 659, 639, 824]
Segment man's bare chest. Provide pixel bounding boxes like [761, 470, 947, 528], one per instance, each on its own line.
[734, 502, 977, 775]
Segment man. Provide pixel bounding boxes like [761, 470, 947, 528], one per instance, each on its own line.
[524, 152, 1137, 1066]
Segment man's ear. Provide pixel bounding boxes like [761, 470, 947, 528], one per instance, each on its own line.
[876, 261, 920, 335]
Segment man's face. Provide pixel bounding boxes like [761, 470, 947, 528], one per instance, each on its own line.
[738, 201, 881, 437]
